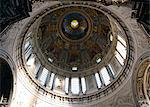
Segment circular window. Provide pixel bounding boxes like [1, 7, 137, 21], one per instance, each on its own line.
[61, 12, 88, 40]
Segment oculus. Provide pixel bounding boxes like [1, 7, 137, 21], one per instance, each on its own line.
[62, 12, 88, 40]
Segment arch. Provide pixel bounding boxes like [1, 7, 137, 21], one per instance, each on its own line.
[0, 49, 17, 107]
[132, 51, 150, 107]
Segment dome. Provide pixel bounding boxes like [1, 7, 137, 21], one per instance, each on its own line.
[18, 1, 134, 102]
[35, 6, 111, 71]
[1, 0, 150, 107]
[21, 3, 130, 97]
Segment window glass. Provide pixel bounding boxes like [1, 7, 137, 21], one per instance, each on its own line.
[39, 68, 49, 85]
[100, 67, 111, 85]
[81, 77, 86, 94]
[48, 58, 53, 63]
[49, 73, 55, 89]
[65, 78, 69, 94]
[72, 67, 78, 71]
[35, 62, 41, 75]
[115, 51, 124, 65]
[118, 35, 126, 47]
[110, 33, 113, 41]
[25, 44, 32, 54]
[25, 47, 32, 60]
[108, 64, 115, 76]
[26, 54, 35, 66]
[71, 78, 80, 94]
[116, 41, 127, 59]
[95, 73, 101, 88]
[24, 41, 30, 50]
[96, 58, 101, 63]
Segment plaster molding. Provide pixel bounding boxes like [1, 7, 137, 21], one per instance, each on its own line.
[0, 49, 17, 107]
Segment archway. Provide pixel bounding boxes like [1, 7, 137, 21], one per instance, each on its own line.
[132, 53, 150, 107]
[0, 58, 13, 107]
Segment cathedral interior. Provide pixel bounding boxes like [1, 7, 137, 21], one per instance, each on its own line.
[0, 0, 150, 107]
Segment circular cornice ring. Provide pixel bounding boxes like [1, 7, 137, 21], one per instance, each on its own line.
[32, 4, 117, 76]
[16, 1, 135, 103]
[58, 9, 93, 43]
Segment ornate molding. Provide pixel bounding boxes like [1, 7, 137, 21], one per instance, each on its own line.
[0, 49, 17, 107]
[14, 1, 135, 104]
[132, 51, 150, 107]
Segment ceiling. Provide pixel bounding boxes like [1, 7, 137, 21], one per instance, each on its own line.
[35, 6, 112, 71]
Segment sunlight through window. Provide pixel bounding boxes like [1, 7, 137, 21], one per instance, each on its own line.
[115, 51, 124, 65]
[49, 73, 55, 89]
[116, 41, 127, 59]
[81, 77, 86, 94]
[39, 68, 49, 85]
[118, 35, 126, 47]
[65, 78, 69, 94]
[26, 54, 35, 66]
[71, 78, 80, 94]
[100, 67, 111, 86]
[108, 64, 115, 76]
[95, 73, 101, 88]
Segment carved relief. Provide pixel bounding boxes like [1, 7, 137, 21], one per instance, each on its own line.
[136, 59, 150, 106]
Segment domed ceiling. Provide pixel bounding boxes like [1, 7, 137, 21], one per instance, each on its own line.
[19, 1, 134, 101]
[36, 6, 111, 71]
